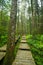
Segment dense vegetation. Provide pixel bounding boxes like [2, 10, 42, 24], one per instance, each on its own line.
[26, 35, 43, 65]
[0, 0, 43, 65]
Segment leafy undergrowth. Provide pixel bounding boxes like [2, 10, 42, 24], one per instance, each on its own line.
[0, 35, 7, 47]
[0, 34, 19, 47]
[14, 38, 21, 58]
[26, 35, 43, 65]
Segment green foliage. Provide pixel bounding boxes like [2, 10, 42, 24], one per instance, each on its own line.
[0, 34, 7, 47]
[26, 35, 43, 65]
[0, 0, 6, 6]
[0, 0, 10, 47]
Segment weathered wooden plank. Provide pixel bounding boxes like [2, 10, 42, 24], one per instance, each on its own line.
[0, 35, 20, 52]
[12, 36, 36, 65]
[19, 43, 30, 50]
[0, 45, 7, 51]
[21, 40, 27, 43]
[0, 52, 6, 61]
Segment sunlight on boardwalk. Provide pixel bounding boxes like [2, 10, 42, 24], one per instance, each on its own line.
[0, 45, 6, 51]
[0, 52, 6, 61]
[19, 43, 30, 50]
[12, 36, 36, 65]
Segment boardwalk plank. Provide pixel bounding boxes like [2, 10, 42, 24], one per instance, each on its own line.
[12, 36, 36, 65]
[19, 43, 30, 50]
[0, 45, 6, 51]
[0, 52, 6, 61]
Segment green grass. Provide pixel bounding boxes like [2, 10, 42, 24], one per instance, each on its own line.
[26, 35, 43, 65]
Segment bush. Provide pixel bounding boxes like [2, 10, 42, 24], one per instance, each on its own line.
[0, 35, 7, 47]
[26, 35, 43, 65]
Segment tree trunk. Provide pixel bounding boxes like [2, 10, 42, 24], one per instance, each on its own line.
[3, 0, 17, 65]
[40, 0, 43, 34]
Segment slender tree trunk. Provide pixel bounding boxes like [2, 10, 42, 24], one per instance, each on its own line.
[17, 2, 19, 35]
[21, 12, 23, 35]
[31, 0, 34, 34]
[3, 0, 17, 65]
[40, 0, 43, 34]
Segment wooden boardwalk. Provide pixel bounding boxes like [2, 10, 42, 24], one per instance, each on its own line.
[0, 37, 20, 62]
[0, 45, 6, 61]
[12, 36, 36, 65]
[0, 45, 6, 52]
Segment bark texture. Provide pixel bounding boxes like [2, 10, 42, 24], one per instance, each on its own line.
[3, 0, 17, 65]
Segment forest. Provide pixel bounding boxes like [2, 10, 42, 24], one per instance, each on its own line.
[0, 0, 43, 65]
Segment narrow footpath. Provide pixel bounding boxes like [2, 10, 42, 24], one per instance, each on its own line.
[12, 36, 36, 65]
